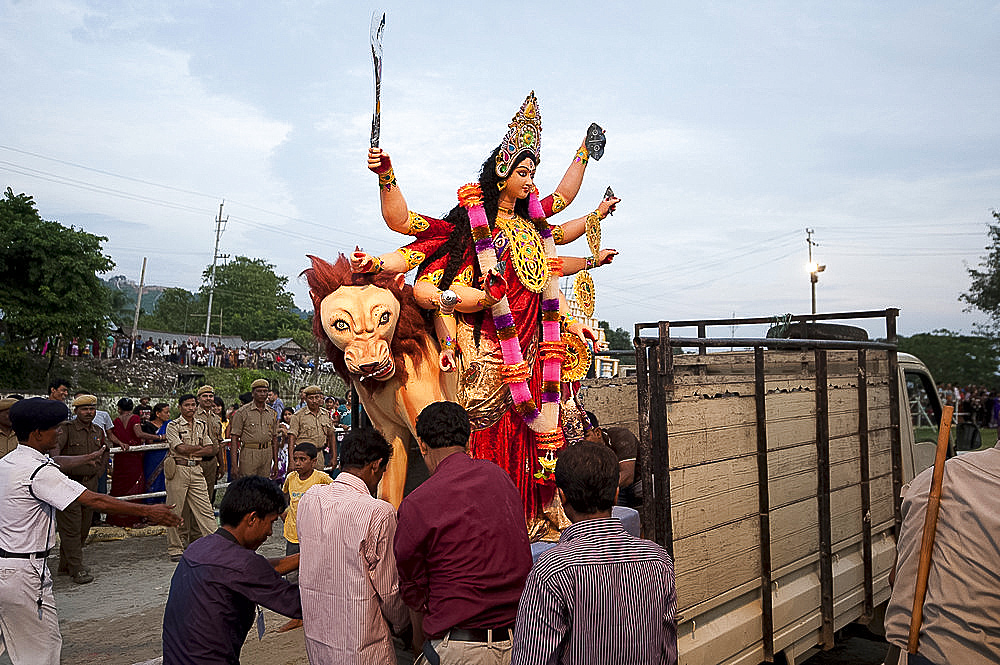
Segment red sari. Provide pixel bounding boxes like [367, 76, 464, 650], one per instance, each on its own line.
[109, 413, 144, 527]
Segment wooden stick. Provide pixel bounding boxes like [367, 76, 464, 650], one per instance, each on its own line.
[907, 404, 954, 654]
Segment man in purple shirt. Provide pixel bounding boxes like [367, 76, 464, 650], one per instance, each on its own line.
[511, 441, 678, 665]
[394, 401, 532, 665]
[162, 476, 302, 665]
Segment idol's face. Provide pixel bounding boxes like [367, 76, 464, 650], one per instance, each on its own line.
[503, 157, 536, 201]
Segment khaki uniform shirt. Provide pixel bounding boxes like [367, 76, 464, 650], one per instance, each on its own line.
[55, 419, 107, 481]
[0, 427, 18, 459]
[165, 416, 211, 462]
[885, 446, 1000, 664]
[195, 407, 223, 454]
[229, 403, 278, 449]
[288, 407, 334, 447]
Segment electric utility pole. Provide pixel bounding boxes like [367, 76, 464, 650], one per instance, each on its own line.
[204, 202, 227, 338]
[806, 228, 825, 316]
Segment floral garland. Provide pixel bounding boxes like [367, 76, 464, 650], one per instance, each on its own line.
[458, 183, 564, 436]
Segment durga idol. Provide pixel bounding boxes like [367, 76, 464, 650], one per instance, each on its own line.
[352, 92, 618, 533]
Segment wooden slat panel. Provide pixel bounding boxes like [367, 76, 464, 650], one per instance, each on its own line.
[670, 457, 758, 539]
[673, 516, 761, 611]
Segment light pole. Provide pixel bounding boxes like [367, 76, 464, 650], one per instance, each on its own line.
[806, 229, 825, 315]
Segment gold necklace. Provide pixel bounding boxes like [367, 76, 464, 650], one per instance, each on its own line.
[497, 203, 515, 217]
[494, 213, 549, 293]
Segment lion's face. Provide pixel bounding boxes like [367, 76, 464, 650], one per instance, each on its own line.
[320, 283, 401, 381]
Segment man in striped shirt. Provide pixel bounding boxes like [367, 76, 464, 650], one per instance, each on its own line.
[297, 428, 409, 663]
[511, 441, 678, 665]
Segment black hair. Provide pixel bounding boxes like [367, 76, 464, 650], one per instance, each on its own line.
[9, 398, 69, 442]
[214, 395, 225, 409]
[177, 393, 196, 405]
[293, 442, 319, 459]
[415, 401, 470, 449]
[555, 442, 619, 515]
[117, 397, 134, 411]
[7, 394, 25, 400]
[238, 392, 252, 405]
[585, 411, 600, 428]
[339, 428, 393, 470]
[281, 407, 295, 419]
[48, 378, 69, 393]
[416, 145, 539, 343]
[153, 402, 170, 416]
[218, 476, 287, 527]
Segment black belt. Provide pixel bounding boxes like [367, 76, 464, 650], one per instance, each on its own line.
[0, 548, 51, 559]
[201, 456, 216, 462]
[447, 626, 514, 642]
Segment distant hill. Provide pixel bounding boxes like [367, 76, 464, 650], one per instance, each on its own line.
[103, 275, 169, 314]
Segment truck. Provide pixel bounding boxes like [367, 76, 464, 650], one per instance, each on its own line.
[582, 309, 974, 665]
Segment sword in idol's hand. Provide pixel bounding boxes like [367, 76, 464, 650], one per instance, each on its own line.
[370, 12, 386, 148]
[604, 185, 616, 216]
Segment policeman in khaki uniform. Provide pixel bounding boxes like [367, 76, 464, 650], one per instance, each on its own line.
[230, 378, 279, 479]
[0, 397, 19, 458]
[286, 385, 336, 466]
[164, 393, 218, 561]
[0, 399, 179, 664]
[193, 385, 226, 502]
[54, 394, 110, 584]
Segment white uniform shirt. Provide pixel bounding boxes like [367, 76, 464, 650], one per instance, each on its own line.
[0, 445, 85, 553]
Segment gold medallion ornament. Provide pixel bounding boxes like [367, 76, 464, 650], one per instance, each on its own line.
[573, 271, 596, 317]
[585, 211, 601, 257]
[495, 214, 549, 293]
[561, 333, 592, 381]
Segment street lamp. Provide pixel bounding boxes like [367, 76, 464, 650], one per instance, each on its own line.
[806, 229, 825, 315]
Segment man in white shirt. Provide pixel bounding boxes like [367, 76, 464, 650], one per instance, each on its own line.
[0, 399, 179, 665]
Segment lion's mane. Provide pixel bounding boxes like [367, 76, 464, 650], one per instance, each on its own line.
[302, 254, 433, 392]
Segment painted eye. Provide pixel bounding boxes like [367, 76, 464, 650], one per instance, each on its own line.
[379, 311, 391, 325]
[332, 320, 349, 331]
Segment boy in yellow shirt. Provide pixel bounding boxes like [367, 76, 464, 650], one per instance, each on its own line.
[278, 442, 332, 632]
[282, 442, 333, 557]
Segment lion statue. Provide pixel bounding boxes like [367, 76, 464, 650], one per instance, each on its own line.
[302, 254, 457, 507]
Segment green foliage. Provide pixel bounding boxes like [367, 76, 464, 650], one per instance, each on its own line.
[960, 211, 1000, 337]
[0, 188, 115, 346]
[598, 320, 633, 350]
[898, 329, 1000, 387]
[139, 287, 204, 334]
[200, 256, 309, 341]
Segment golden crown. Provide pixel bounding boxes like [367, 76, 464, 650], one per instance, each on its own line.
[495, 91, 542, 179]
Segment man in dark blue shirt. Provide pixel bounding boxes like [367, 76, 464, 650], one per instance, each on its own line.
[162, 476, 302, 665]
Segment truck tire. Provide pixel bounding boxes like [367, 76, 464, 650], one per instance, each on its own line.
[766, 322, 870, 341]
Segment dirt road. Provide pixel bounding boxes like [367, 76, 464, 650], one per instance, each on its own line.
[54, 526, 413, 665]
[51, 526, 889, 665]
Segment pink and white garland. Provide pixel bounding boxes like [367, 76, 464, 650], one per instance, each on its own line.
[458, 183, 562, 434]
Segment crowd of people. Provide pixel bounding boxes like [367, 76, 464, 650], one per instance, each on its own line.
[939, 383, 1000, 428]
[39, 333, 318, 372]
[0, 383, 678, 665]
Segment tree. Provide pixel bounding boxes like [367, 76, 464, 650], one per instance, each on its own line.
[960, 211, 1000, 336]
[139, 287, 203, 334]
[898, 329, 1000, 387]
[0, 188, 115, 347]
[598, 320, 633, 350]
[201, 256, 308, 341]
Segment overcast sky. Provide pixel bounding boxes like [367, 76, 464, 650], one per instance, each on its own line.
[3, 1, 998, 339]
